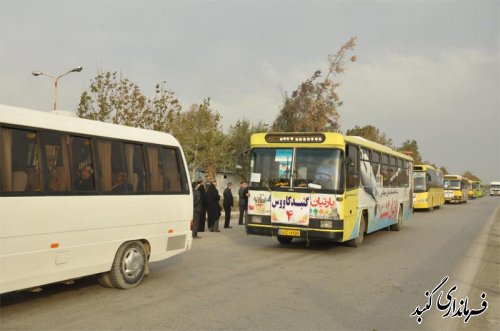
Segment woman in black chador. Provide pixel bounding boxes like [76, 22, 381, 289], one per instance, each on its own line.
[197, 181, 208, 232]
[206, 181, 221, 232]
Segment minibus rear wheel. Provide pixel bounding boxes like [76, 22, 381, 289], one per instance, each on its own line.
[109, 241, 146, 289]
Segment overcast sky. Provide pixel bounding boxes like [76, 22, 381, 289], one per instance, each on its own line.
[1, 0, 499, 183]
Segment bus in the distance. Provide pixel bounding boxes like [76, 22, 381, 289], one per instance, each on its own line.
[444, 175, 468, 204]
[467, 179, 475, 200]
[245, 132, 413, 247]
[490, 181, 500, 196]
[0, 105, 192, 293]
[412, 164, 444, 211]
[472, 180, 484, 198]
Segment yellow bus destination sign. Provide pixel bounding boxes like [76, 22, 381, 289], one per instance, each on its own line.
[265, 133, 326, 143]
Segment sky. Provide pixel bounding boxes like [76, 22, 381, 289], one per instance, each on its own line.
[0, 0, 499, 183]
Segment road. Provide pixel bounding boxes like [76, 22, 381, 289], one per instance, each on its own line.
[1, 197, 499, 331]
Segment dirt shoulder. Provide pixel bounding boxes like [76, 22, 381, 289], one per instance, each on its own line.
[426, 204, 500, 330]
[460, 205, 500, 330]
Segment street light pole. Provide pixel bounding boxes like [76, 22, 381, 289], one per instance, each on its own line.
[32, 66, 83, 111]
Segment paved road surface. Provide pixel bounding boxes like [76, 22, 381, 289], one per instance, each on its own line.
[1, 197, 499, 331]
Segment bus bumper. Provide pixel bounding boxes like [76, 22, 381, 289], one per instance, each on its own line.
[246, 224, 344, 241]
[413, 201, 430, 209]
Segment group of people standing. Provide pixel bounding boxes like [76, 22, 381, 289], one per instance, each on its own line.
[192, 180, 248, 239]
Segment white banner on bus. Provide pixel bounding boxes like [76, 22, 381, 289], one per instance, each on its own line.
[248, 191, 271, 215]
[270, 192, 310, 225]
[309, 193, 341, 220]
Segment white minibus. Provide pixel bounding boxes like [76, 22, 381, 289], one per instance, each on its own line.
[0, 105, 192, 293]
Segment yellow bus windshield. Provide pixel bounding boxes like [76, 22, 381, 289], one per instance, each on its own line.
[413, 171, 427, 192]
[250, 147, 344, 192]
[444, 179, 461, 190]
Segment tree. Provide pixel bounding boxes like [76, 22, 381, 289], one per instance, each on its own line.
[345, 125, 394, 147]
[143, 82, 182, 132]
[461, 170, 481, 181]
[424, 162, 449, 175]
[272, 37, 357, 132]
[398, 139, 422, 164]
[225, 120, 270, 180]
[170, 98, 225, 181]
[439, 166, 449, 175]
[225, 119, 251, 178]
[77, 71, 181, 132]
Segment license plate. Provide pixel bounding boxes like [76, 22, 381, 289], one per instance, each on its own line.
[278, 229, 301, 237]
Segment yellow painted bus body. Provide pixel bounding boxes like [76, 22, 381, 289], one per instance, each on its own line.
[246, 132, 413, 247]
[473, 181, 485, 198]
[467, 179, 475, 200]
[412, 165, 444, 210]
[444, 175, 468, 204]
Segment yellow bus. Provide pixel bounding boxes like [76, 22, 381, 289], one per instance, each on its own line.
[467, 179, 475, 200]
[245, 132, 413, 247]
[473, 181, 485, 198]
[444, 175, 468, 204]
[412, 165, 445, 211]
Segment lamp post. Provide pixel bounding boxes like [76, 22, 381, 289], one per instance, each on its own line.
[32, 66, 83, 111]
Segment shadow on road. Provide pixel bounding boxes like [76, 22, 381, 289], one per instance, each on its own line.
[0, 276, 100, 307]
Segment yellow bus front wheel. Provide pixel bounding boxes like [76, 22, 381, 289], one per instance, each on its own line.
[347, 214, 367, 248]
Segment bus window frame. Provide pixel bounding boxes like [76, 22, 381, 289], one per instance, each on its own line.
[249, 147, 294, 190]
[293, 147, 345, 193]
[0, 124, 189, 197]
[39, 131, 73, 195]
[71, 134, 98, 194]
[346, 144, 360, 190]
[1, 127, 46, 195]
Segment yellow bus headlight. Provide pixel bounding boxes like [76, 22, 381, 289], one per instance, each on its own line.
[320, 220, 333, 229]
[251, 216, 263, 224]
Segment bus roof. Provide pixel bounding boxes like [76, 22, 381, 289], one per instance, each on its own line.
[0, 104, 180, 147]
[343, 135, 412, 161]
[250, 132, 412, 161]
[444, 175, 466, 180]
[413, 164, 439, 172]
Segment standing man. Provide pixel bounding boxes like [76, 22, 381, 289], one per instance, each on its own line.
[197, 180, 207, 232]
[206, 180, 221, 232]
[223, 182, 234, 229]
[192, 181, 202, 239]
[238, 181, 249, 225]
